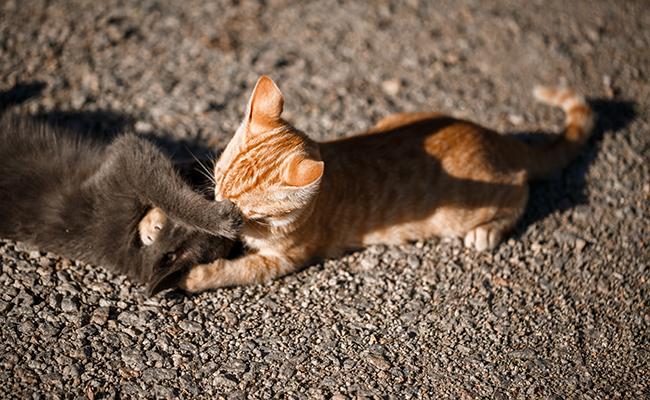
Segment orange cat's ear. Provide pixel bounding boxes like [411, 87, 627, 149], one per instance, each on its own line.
[244, 76, 284, 135]
[282, 155, 324, 187]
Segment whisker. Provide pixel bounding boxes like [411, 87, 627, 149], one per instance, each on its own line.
[195, 168, 217, 186]
[185, 146, 217, 186]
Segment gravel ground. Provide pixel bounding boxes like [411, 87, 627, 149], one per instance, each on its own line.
[1, 0, 648, 398]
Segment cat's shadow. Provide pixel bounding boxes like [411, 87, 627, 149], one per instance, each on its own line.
[509, 99, 636, 236]
[0, 81, 46, 114]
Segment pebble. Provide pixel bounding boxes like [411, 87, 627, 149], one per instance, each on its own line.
[406, 255, 421, 268]
[91, 307, 110, 325]
[366, 354, 391, 370]
[382, 79, 401, 96]
[178, 320, 202, 333]
[60, 297, 79, 313]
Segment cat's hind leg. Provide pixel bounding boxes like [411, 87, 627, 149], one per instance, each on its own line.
[463, 208, 526, 251]
[463, 184, 528, 251]
[139, 207, 167, 246]
[464, 223, 505, 251]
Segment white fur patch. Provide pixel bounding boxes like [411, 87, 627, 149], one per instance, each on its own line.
[269, 208, 301, 228]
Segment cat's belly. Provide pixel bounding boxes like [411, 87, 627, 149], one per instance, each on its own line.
[360, 206, 500, 245]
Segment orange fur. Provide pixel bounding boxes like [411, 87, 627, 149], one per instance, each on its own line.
[180, 77, 594, 292]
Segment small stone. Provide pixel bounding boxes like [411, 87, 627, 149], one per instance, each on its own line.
[91, 307, 110, 325]
[117, 311, 142, 327]
[81, 72, 100, 94]
[575, 238, 587, 252]
[63, 363, 82, 379]
[171, 354, 183, 367]
[382, 79, 401, 96]
[61, 297, 79, 313]
[366, 354, 391, 370]
[106, 25, 124, 43]
[141, 368, 177, 383]
[359, 257, 378, 270]
[508, 114, 524, 125]
[178, 320, 202, 333]
[71, 91, 86, 108]
[406, 255, 421, 268]
[585, 27, 600, 42]
[213, 373, 238, 387]
[135, 121, 153, 132]
[278, 362, 296, 379]
[223, 311, 238, 325]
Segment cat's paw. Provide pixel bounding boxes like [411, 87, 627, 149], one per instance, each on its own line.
[464, 225, 501, 251]
[179, 261, 223, 293]
[139, 207, 167, 246]
[178, 265, 206, 293]
[214, 199, 243, 240]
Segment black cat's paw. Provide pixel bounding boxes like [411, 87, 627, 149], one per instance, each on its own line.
[212, 199, 243, 240]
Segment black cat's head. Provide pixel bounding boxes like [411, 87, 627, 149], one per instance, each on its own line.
[140, 221, 235, 296]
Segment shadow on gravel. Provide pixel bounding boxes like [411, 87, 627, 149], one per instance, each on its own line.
[514, 98, 637, 235]
[0, 81, 46, 115]
[35, 110, 216, 163]
[0, 81, 216, 162]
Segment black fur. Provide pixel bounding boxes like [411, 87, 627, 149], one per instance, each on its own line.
[0, 115, 240, 295]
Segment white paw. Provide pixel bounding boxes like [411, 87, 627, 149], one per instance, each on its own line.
[464, 226, 500, 251]
[138, 207, 167, 246]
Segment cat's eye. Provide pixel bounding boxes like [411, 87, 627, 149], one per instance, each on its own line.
[163, 252, 177, 264]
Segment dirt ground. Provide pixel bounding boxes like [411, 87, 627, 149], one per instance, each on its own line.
[1, 0, 648, 398]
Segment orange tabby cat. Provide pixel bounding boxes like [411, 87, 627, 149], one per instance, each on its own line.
[181, 76, 593, 292]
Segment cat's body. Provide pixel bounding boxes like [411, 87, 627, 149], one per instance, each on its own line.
[180, 77, 593, 292]
[0, 115, 240, 294]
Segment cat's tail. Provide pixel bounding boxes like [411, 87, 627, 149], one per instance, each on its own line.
[519, 86, 595, 180]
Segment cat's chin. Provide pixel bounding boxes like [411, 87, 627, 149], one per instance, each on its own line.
[268, 209, 302, 228]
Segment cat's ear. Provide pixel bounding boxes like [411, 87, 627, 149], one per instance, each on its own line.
[282, 155, 324, 187]
[244, 75, 284, 135]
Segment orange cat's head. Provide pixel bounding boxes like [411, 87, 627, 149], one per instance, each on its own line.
[214, 76, 324, 228]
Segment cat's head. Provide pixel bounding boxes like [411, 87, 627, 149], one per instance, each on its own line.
[214, 76, 324, 229]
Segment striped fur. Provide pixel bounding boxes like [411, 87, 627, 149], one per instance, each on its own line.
[180, 77, 595, 292]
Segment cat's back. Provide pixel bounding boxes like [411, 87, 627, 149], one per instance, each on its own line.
[0, 115, 105, 237]
[322, 112, 521, 180]
[0, 114, 104, 165]
[0, 115, 108, 192]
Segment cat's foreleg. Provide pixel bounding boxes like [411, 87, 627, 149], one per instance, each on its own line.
[179, 253, 294, 292]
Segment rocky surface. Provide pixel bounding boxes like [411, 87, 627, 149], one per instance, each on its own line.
[1, 0, 648, 398]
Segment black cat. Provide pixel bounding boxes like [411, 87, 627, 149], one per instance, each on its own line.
[0, 114, 240, 295]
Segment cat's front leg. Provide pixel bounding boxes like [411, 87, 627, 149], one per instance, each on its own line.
[179, 253, 294, 292]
